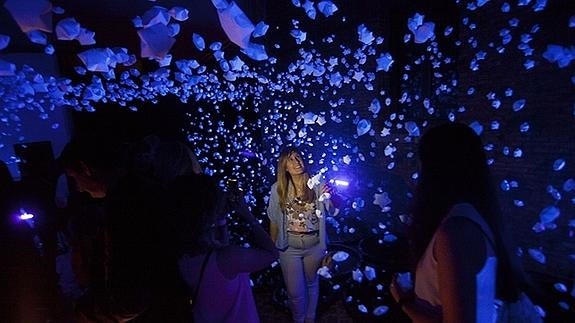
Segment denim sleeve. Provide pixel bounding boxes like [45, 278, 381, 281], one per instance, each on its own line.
[267, 183, 281, 224]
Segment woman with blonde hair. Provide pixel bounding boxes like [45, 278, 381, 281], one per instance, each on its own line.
[267, 146, 339, 323]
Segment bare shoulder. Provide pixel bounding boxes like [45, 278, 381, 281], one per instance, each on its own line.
[440, 204, 486, 240]
[439, 214, 484, 241]
[434, 211, 488, 271]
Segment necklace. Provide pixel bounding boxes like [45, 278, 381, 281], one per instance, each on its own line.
[295, 186, 309, 199]
[291, 185, 303, 198]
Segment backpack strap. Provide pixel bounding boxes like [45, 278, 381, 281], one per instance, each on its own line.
[446, 203, 495, 247]
[190, 249, 213, 308]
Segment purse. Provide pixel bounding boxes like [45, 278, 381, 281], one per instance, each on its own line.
[189, 249, 213, 322]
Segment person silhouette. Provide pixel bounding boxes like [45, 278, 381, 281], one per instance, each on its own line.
[267, 146, 340, 323]
[168, 173, 278, 322]
[390, 123, 540, 322]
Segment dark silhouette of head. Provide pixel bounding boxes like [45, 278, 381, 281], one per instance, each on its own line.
[168, 174, 226, 253]
[417, 122, 491, 210]
[58, 138, 125, 198]
[152, 140, 202, 187]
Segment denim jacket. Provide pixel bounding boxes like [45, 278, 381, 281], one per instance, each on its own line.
[267, 181, 334, 251]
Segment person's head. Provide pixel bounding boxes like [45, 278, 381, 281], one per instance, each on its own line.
[412, 123, 494, 255]
[276, 146, 313, 209]
[417, 122, 490, 202]
[277, 146, 308, 181]
[58, 138, 124, 198]
[168, 174, 227, 252]
[279, 147, 306, 176]
[126, 135, 160, 176]
[152, 140, 202, 187]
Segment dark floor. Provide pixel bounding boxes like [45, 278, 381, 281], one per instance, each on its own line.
[251, 265, 411, 323]
[253, 287, 408, 323]
[255, 288, 354, 323]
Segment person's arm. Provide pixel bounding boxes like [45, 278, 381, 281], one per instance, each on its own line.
[435, 216, 489, 323]
[399, 299, 442, 323]
[219, 197, 279, 277]
[237, 198, 277, 255]
[321, 182, 344, 209]
[267, 183, 280, 244]
[269, 222, 279, 244]
[390, 273, 441, 323]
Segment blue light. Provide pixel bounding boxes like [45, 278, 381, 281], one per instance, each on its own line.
[18, 209, 34, 220]
[329, 178, 349, 187]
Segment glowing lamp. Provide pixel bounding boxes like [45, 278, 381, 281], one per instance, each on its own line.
[330, 179, 349, 187]
[19, 211, 34, 220]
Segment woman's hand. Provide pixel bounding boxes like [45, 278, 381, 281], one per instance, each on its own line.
[321, 183, 336, 195]
[321, 182, 344, 209]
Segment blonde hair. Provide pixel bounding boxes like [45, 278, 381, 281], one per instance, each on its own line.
[276, 147, 315, 210]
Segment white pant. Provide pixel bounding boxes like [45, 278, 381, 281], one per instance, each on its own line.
[279, 233, 325, 323]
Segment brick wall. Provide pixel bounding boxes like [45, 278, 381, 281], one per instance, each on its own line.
[456, 0, 575, 279]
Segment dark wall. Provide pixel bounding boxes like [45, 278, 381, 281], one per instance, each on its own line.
[67, 97, 190, 142]
[456, 1, 575, 278]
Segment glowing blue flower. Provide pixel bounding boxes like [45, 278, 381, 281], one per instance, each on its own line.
[252, 21, 269, 37]
[375, 52, 394, 72]
[356, 119, 371, 136]
[357, 24, 374, 45]
[539, 206, 560, 224]
[528, 248, 546, 264]
[168, 7, 189, 21]
[553, 159, 566, 171]
[317, 1, 338, 17]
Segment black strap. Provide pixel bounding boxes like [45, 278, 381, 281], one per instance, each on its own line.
[190, 249, 213, 308]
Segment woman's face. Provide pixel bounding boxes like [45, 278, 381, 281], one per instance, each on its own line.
[66, 166, 106, 198]
[285, 151, 305, 176]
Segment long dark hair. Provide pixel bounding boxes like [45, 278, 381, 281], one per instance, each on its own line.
[411, 122, 526, 301]
[168, 174, 225, 254]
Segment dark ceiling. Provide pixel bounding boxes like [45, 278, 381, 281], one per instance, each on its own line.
[0, 0, 455, 81]
[0, 0, 268, 76]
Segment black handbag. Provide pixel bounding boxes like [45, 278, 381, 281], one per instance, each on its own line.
[189, 249, 213, 322]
